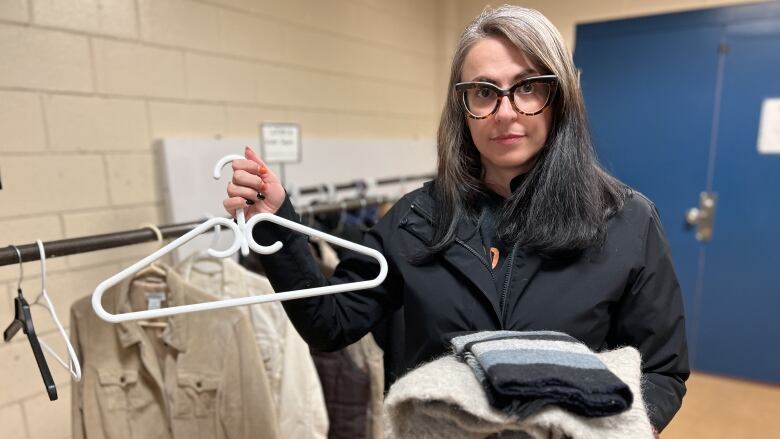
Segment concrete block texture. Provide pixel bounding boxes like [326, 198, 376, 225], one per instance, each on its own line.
[149, 100, 226, 139]
[23, 383, 71, 439]
[92, 38, 186, 98]
[0, 155, 109, 217]
[45, 94, 150, 152]
[0, 24, 92, 92]
[0, 91, 47, 152]
[217, 8, 284, 62]
[0, 401, 28, 438]
[184, 53, 258, 103]
[0, 0, 28, 23]
[224, 105, 289, 137]
[138, 0, 222, 52]
[32, 0, 137, 38]
[104, 153, 162, 206]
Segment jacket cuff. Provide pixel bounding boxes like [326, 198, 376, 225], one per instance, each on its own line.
[251, 193, 299, 245]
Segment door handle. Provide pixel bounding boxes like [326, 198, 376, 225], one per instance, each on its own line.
[685, 192, 717, 241]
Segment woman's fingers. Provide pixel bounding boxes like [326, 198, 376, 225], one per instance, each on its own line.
[226, 182, 259, 201]
[223, 146, 286, 217]
[232, 169, 263, 191]
[245, 147, 281, 185]
[222, 196, 247, 218]
[231, 158, 262, 176]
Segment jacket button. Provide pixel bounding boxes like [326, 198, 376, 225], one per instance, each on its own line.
[196, 381, 202, 388]
[400, 217, 408, 225]
[119, 376, 125, 384]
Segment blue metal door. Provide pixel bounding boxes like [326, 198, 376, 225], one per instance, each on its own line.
[575, 3, 780, 383]
[695, 19, 780, 382]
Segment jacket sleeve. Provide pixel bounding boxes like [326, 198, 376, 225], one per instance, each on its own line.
[243, 195, 405, 352]
[610, 202, 690, 432]
[221, 315, 281, 439]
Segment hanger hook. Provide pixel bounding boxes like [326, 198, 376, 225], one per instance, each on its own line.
[9, 245, 23, 292]
[36, 240, 47, 294]
[307, 205, 314, 227]
[141, 224, 164, 242]
[203, 213, 222, 251]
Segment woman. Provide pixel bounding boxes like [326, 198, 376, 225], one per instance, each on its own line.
[224, 5, 688, 433]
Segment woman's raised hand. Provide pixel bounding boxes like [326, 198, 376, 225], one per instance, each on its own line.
[223, 147, 286, 219]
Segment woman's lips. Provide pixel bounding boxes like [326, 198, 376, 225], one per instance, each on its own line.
[490, 134, 525, 145]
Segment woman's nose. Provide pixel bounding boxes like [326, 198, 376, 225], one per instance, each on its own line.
[494, 96, 518, 122]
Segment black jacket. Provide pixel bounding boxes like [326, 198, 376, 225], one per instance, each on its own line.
[248, 181, 689, 432]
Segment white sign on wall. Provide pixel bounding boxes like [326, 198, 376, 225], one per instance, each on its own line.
[757, 97, 780, 154]
[260, 123, 302, 163]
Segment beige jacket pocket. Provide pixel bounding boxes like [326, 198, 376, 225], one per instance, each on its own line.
[97, 369, 139, 411]
[174, 372, 221, 419]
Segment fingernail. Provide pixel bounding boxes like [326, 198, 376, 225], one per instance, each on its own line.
[245, 199, 255, 206]
[260, 183, 267, 191]
[259, 166, 267, 174]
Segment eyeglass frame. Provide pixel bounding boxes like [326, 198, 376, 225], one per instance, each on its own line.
[454, 74, 559, 119]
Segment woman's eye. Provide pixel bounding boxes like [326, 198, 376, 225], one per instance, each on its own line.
[476, 87, 495, 99]
[517, 83, 535, 94]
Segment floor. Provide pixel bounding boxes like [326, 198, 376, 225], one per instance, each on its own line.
[662, 371, 780, 438]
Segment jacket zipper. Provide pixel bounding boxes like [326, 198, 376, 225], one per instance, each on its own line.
[410, 204, 495, 280]
[455, 238, 495, 281]
[499, 242, 520, 323]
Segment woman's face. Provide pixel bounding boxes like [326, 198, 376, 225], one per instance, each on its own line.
[461, 36, 553, 186]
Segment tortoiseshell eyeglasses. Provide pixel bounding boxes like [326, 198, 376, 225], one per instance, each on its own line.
[455, 75, 558, 119]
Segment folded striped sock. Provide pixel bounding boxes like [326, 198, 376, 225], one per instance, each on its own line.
[450, 331, 633, 419]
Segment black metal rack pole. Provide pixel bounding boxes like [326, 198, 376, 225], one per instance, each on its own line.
[296, 173, 433, 195]
[0, 221, 203, 267]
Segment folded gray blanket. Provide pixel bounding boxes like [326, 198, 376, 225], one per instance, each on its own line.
[450, 331, 633, 419]
[384, 346, 654, 439]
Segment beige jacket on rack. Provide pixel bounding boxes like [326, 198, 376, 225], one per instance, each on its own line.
[176, 255, 328, 439]
[70, 267, 280, 439]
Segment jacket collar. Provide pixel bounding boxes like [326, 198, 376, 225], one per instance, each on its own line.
[408, 185, 502, 321]
[410, 182, 481, 244]
[114, 266, 189, 353]
[177, 255, 247, 301]
[407, 181, 543, 326]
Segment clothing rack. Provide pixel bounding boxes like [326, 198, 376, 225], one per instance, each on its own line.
[0, 171, 432, 267]
[291, 173, 433, 195]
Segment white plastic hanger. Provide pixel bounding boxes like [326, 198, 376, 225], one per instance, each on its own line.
[32, 240, 82, 381]
[92, 154, 388, 323]
[188, 213, 226, 275]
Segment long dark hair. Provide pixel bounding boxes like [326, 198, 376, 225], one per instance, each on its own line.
[424, 5, 629, 261]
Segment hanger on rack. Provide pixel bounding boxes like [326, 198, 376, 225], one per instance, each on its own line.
[92, 153, 388, 324]
[29, 240, 82, 381]
[3, 245, 58, 401]
[188, 214, 226, 275]
[134, 225, 168, 285]
[131, 225, 171, 329]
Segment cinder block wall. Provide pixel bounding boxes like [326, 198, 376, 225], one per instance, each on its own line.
[0, 1, 446, 437]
